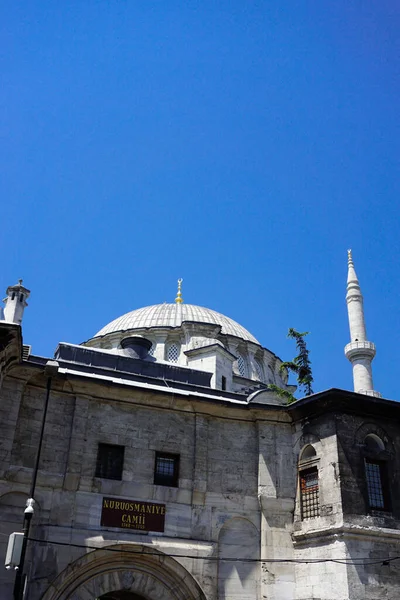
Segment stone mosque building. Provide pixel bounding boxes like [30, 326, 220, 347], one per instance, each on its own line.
[0, 252, 400, 600]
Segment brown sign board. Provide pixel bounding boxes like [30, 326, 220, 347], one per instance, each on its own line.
[101, 497, 166, 532]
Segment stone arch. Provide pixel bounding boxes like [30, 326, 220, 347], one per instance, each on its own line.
[355, 422, 394, 456]
[0, 491, 42, 528]
[40, 543, 207, 600]
[99, 593, 147, 600]
[364, 433, 385, 452]
[0, 491, 31, 517]
[217, 517, 260, 600]
[293, 431, 321, 460]
[299, 444, 317, 462]
[299, 432, 320, 447]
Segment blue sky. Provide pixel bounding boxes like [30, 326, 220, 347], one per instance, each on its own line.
[1, 1, 399, 399]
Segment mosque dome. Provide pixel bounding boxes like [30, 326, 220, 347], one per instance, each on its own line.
[84, 282, 287, 394]
[93, 303, 259, 344]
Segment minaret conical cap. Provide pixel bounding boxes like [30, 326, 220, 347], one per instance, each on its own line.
[346, 249, 362, 299]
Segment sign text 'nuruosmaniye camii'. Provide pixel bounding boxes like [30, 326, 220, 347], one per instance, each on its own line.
[101, 497, 166, 532]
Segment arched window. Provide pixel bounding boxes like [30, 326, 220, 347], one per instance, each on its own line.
[298, 445, 319, 519]
[254, 359, 264, 382]
[148, 343, 156, 356]
[166, 343, 179, 363]
[300, 444, 317, 461]
[363, 434, 390, 512]
[364, 433, 385, 452]
[237, 354, 246, 377]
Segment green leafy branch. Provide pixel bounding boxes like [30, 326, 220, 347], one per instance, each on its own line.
[267, 328, 314, 403]
[280, 328, 314, 396]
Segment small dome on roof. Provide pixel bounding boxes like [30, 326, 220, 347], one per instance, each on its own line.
[93, 303, 259, 344]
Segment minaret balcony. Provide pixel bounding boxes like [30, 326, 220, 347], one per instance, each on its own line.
[359, 389, 382, 398]
[344, 340, 376, 360]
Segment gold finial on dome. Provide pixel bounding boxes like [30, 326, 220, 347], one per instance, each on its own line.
[175, 278, 183, 304]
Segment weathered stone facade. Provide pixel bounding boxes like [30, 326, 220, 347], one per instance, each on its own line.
[1, 298, 400, 599]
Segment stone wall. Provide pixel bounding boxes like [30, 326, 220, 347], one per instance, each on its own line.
[2, 360, 400, 599]
[291, 405, 400, 600]
[336, 412, 400, 521]
[0, 369, 283, 600]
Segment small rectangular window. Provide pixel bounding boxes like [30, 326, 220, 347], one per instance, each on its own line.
[221, 376, 226, 390]
[95, 443, 124, 480]
[365, 459, 390, 511]
[154, 452, 180, 487]
[300, 467, 319, 519]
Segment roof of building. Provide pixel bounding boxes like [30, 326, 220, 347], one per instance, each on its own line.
[93, 303, 259, 344]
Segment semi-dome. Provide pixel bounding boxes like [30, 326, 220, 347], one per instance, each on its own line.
[93, 303, 259, 344]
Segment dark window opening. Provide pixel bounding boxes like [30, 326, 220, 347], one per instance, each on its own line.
[11, 293, 15, 300]
[154, 452, 179, 487]
[365, 459, 390, 511]
[221, 376, 226, 390]
[20, 294, 24, 302]
[300, 466, 319, 519]
[95, 443, 124, 480]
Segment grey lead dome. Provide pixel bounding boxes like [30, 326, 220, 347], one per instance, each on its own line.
[94, 303, 259, 344]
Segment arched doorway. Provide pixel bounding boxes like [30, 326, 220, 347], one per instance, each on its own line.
[99, 593, 146, 600]
[40, 543, 207, 600]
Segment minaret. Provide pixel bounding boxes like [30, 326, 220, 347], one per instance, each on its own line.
[344, 251, 381, 397]
[2, 279, 30, 325]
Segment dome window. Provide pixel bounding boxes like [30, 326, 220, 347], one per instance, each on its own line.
[237, 354, 246, 377]
[149, 343, 156, 357]
[255, 359, 264, 381]
[167, 343, 180, 363]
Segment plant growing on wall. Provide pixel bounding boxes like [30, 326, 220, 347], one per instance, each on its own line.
[268, 328, 314, 403]
[281, 328, 314, 396]
[266, 383, 297, 404]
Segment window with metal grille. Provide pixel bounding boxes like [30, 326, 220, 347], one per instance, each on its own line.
[95, 444, 124, 480]
[300, 467, 320, 519]
[154, 452, 180, 487]
[22, 345, 31, 360]
[237, 354, 246, 377]
[365, 459, 390, 511]
[148, 343, 156, 356]
[167, 343, 179, 363]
